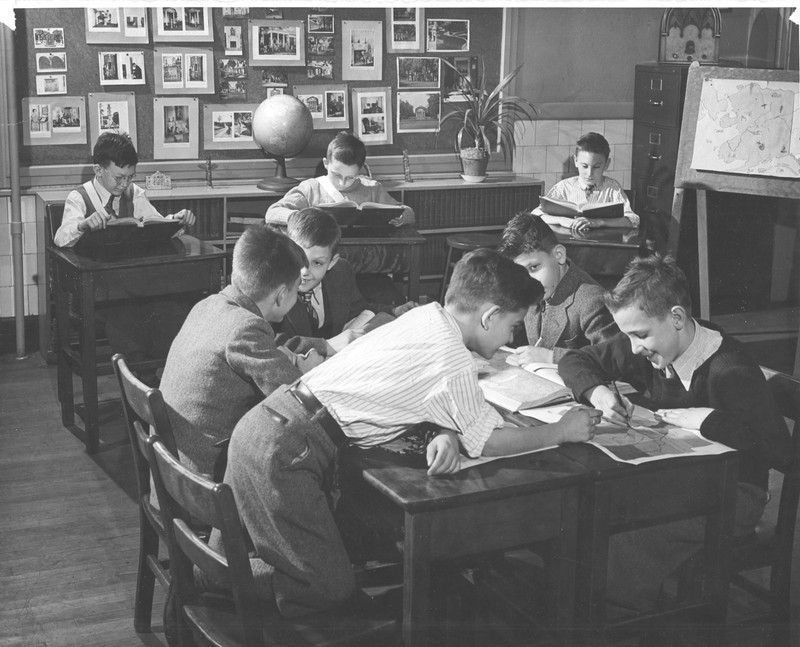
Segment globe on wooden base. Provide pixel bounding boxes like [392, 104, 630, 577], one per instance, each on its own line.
[252, 95, 314, 191]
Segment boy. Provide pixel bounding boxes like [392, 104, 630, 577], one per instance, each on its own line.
[265, 131, 414, 227]
[275, 207, 417, 346]
[221, 248, 600, 616]
[558, 254, 791, 611]
[533, 132, 639, 232]
[159, 225, 324, 480]
[499, 212, 618, 364]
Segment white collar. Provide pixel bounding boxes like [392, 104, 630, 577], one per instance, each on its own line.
[671, 320, 722, 390]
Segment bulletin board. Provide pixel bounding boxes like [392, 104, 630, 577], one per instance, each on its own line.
[16, 6, 504, 166]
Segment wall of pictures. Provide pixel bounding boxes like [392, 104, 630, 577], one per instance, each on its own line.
[16, 6, 503, 167]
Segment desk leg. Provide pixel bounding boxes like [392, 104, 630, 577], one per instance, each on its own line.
[403, 511, 432, 647]
[55, 267, 73, 426]
[80, 277, 99, 454]
[407, 244, 420, 303]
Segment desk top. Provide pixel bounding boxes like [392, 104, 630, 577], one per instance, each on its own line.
[551, 225, 643, 250]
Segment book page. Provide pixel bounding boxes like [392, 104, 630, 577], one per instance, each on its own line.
[539, 196, 580, 218]
[476, 357, 571, 411]
[318, 200, 359, 209]
[579, 201, 625, 219]
[344, 310, 375, 331]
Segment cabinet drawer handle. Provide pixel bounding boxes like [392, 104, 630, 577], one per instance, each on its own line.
[647, 154, 662, 160]
[648, 99, 664, 107]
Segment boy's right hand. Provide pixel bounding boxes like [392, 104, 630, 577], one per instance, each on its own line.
[296, 349, 324, 373]
[555, 405, 601, 443]
[587, 384, 634, 425]
[78, 211, 109, 232]
[326, 328, 365, 355]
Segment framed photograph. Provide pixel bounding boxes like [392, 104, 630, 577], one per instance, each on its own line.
[222, 8, 249, 18]
[219, 58, 247, 81]
[386, 8, 424, 53]
[36, 74, 67, 95]
[351, 86, 393, 146]
[36, 52, 67, 73]
[397, 90, 440, 133]
[22, 96, 87, 146]
[261, 68, 288, 87]
[307, 14, 334, 34]
[98, 51, 146, 86]
[89, 92, 137, 149]
[307, 35, 334, 55]
[307, 58, 334, 80]
[154, 48, 214, 94]
[153, 97, 198, 159]
[426, 19, 470, 53]
[220, 79, 248, 102]
[397, 57, 439, 89]
[342, 20, 383, 81]
[152, 7, 213, 42]
[294, 89, 324, 121]
[33, 28, 64, 49]
[294, 83, 348, 129]
[85, 8, 149, 44]
[249, 20, 305, 67]
[203, 102, 258, 150]
[443, 55, 478, 101]
[224, 25, 243, 55]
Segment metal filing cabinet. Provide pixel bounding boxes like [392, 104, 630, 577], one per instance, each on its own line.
[631, 63, 689, 250]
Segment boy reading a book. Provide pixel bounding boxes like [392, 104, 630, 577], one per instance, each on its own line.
[532, 132, 639, 232]
[499, 212, 618, 364]
[218, 248, 600, 616]
[274, 207, 417, 348]
[558, 254, 791, 611]
[265, 131, 414, 227]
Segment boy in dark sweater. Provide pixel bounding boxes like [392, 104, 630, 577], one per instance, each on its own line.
[558, 254, 791, 611]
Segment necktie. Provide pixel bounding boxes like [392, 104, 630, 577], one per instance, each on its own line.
[300, 291, 319, 331]
[104, 195, 116, 218]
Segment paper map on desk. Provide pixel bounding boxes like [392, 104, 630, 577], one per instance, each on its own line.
[524, 404, 734, 465]
[691, 77, 800, 178]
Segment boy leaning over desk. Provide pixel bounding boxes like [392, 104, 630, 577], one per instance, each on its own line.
[215, 248, 601, 617]
[558, 253, 791, 612]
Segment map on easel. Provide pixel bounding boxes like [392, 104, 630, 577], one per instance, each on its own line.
[690, 77, 800, 178]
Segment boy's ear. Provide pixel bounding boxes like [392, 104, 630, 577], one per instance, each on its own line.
[480, 305, 502, 331]
[553, 244, 568, 265]
[669, 305, 689, 329]
[273, 283, 289, 307]
[322, 157, 329, 170]
[92, 163, 103, 178]
[327, 252, 340, 269]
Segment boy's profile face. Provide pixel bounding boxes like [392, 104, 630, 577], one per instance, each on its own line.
[267, 275, 302, 323]
[323, 157, 361, 192]
[94, 161, 136, 196]
[573, 151, 609, 190]
[473, 307, 527, 359]
[297, 244, 338, 293]
[513, 247, 566, 300]
[612, 304, 683, 370]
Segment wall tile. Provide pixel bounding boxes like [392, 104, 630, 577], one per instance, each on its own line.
[534, 120, 559, 146]
[27, 285, 38, 316]
[557, 120, 583, 146]
[23, 253, 38, 285]
[546, 145, 571, 173]
[23, 222, 37, 254]
[0, 198, 8, 224]
[0, 223, 10, 256]
[0, 286, 12, 318]
[604, 119, 628, 144]
[581, 119, 604, 136]
[0, 256, 12, 287]
[21, 196, 37, 222]
[513, 146, 526, 174]
[610, 143, 632, 172]
[523, 146, 547, 175]
[515, 120, 537, 146]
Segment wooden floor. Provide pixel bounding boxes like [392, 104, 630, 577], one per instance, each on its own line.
[1, 351, 799, 647]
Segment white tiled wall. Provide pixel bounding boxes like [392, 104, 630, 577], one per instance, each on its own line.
[0, 195, 40, 319]
[513, 119, 633, 193]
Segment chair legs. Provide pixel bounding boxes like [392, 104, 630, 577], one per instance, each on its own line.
[134, 518, 160, 632]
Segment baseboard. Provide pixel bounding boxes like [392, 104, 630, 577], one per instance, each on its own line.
[0, 316, 39, 357]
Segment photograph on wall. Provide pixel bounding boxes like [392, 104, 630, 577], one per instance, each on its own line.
[224, 25, 243, 55]
[397, 90, 440, 133]
[249, 20, 305, 67]
[155, 48, 214, 94]
[443, 55, 478, 101]
[153, 7, 213, 42]
[212, 109, 253, 143]
[426, 19, 470, 53]
[28, 103, 51, 138]
[98, 50, 146, 85]
[307, 58, 334, 80]
[51, 104, 82, 135]
[324, 89, 348, 128]
[267, 87, 284, 98]
[219, 58, 247, 81]
[307, 14, 334, 34]
[36, 74, 67, 95]
[264, 9, 283, 19]
[220, 79, 247, 101]
[351, 86, 392, 145]
[295, 83, 348, 129]
[33, 28, 64, 49]
[89, 92, 137, 148]
[397, 57, 439, 89]
[307, 35, 334, 55]
[386, 8, 424, 53]
[87, 8, 119, 30]
[222, 8, 249, 18]
[153, 97, 198, 159]
[261, 68, 288, 86]
[161, 52, 184, 89]
[22, 95, 87, 146]
[295, 91, 325, 120]
[36, 52, 67, 73]
[342, 20, 382, 81]
[86, 8, 149, 44]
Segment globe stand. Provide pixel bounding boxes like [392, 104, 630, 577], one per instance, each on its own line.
[257, 154, 300, 191]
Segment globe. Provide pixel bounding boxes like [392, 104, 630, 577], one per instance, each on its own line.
[252, 95, 314, 191]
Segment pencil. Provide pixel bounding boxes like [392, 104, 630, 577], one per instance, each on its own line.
[610, 380, 631, 426]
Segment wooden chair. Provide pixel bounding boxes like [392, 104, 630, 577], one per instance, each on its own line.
[111, 353, 178, 633]
[145, 433, 401, 647]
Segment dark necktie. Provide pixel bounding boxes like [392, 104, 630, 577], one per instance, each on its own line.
[300, 291, 319, 331]
[105, 195, 116, 218]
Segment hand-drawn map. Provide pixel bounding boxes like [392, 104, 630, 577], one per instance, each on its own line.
[691, 77, 800, 178]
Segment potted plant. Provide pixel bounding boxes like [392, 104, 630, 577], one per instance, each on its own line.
[438, 59, 537, 182]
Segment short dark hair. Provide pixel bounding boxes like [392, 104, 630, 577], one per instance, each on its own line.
[604, 253, 692, 318]
[326, 131, 367, 168]
[575, 132, 610, 160]
[231, 224, 306, 301]
[93, 132, 138, 168]
[287, 207, 341, 254]
[445, 247, 543, 313]
[498, 212, 560, 256]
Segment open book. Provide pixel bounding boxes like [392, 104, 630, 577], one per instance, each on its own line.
[344, 310, 395, 333]
[75, 218, 182, 256]
[318, 201, 405, 228]
[539, 196, 624, 220]
[476, 355, 572, 412]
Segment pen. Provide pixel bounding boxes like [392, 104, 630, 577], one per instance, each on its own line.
[610, 381, 631, 427]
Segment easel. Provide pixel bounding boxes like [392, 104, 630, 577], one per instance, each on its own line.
[669, 63, 800, 371]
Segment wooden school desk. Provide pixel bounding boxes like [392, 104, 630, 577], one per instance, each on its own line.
[49, 235, 226, 453]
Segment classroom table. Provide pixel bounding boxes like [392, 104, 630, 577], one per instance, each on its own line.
[49, 235, 226, 453]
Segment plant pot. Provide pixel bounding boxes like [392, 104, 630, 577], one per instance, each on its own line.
[459, 147, 490, 180]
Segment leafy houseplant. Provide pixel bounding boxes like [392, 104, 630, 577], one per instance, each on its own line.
[438, 59, 537, 181]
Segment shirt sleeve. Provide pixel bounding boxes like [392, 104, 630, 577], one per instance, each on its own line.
[130, 184, 166, 221]
[265, 183, 315, 225]
[607, 183, 640, 227]
[371, 181, 415, 224]
[53, 190, 89, 248]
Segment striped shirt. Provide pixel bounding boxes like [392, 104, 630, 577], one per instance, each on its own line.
[537, 175, 640, 227]
[303, 302, 504, 457]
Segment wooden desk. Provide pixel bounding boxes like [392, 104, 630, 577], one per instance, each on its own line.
[49, 235, 226, 453]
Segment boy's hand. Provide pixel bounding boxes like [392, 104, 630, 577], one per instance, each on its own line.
[654, 407, 713, 431]
[507, 345, 554, 365]
[327, 328, 365, 354]
[78, 211, 109, 232]
[555, 405, 601, 443]
[392, 301, 418, 317]
[390, 206, 415, 227]
[172, 209, 196, 227]
[426, 430, 461, 476]
[587, 384, 634, 425]
[296, 348, 324, 373]
[569, 216, 592, 231]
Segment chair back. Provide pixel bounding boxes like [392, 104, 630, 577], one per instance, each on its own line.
[147, 434, 265, 647]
